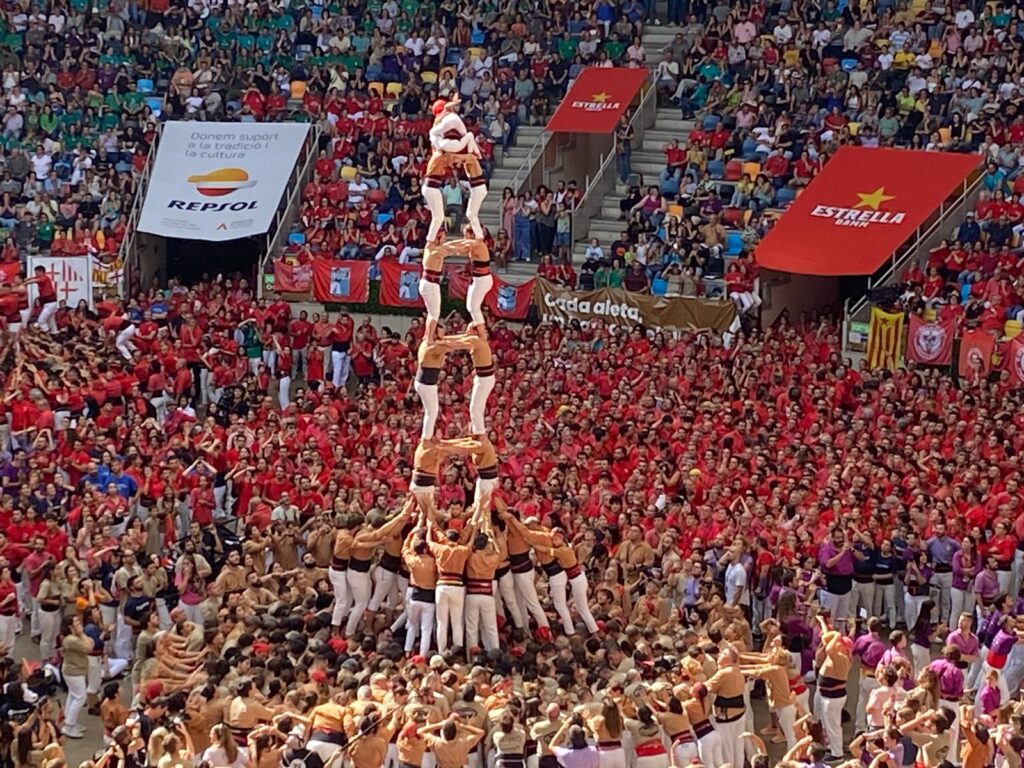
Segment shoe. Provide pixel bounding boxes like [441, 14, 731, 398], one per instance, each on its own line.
[61, 726, 85, 739]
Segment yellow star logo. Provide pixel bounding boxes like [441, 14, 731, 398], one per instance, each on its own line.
[853, 186, 896, 211]
[591, 92, 611, 103]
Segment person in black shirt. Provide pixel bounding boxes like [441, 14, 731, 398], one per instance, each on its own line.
[873, 539, 898, 627]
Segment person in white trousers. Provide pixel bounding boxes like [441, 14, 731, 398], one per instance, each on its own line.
[426, 519, 470, 653]
[549, 527, 599, 635]
[0, 565, 18, 653]
[61, 614, 93, 738]
[353, 502, 415, 617]
[23, 265, 58, 333]
[401, 515, 439, 658]
[414, 337, 458, 440]
[328, 525, 353, 632]
[815, 615, 853, 759]
[465, 332, 496, 433]
[426, 96, 487, 242]
[419, 238, 447, 343]
[464, 518, 501, 653]
[115, 318, 139, 361]
[951, 540, 979, 627]
[494, 499, 551, 639]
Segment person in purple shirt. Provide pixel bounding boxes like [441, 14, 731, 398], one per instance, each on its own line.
[818, 527, 855, 632]
[978, 613, 1017, 707]
[852, 617, 887, 732]
[925, 522, 960, 627]
[928, 645, 965, 760]
[947, 611, 982, 691]
[973, 555, 1002, 616]
[951, 536, 979, 628]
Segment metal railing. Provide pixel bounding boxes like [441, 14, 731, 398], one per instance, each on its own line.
[570, 73, 659, 261]
[508, 131, 553, 195]
[842, 168, 984, 351]
[120, 122, 163, 295]
[258, 122, 323, 298]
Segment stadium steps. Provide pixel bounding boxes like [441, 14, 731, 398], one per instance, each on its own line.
[479, 125, 547, 237]
[570, 108, 694, 262]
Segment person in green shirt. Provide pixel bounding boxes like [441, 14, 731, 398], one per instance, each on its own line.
[238, 318, 264, 373]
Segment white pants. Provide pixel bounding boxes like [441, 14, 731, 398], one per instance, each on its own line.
[38, 608, 61, 661]
[368, 567, 405, 612]
[849, 580, 876, 622]
[873, 581, 897, 626]
[87, 655, 103, 696]
[819, 589, 851, 630]
[419, 279, 442, 323]
[777, 702, 797, 750]
[115, 326, 137, 360]
[546, 571, 572, 635]
[277, 376, 291, 410]
[329, 567, 350, 627]
[344, 568, 372, 637]
[466, 273, 494, 326]
[424, 185, 445, 242]
[932, 571, 953, 626]
[855, 675, 879, 732]
[597, 746, 626, 768]
[0, 614, 16, 653]
[63, 670, 87, 729]
[569, 573, 599, 633]
[911, 643, 931, 675]
[496, 571, 525, 629]
[950, 587, 976, 627]
[466, 184, 488, 239]
[331, 350, 350, 388]
[714, 714, 745, 768]
[405, 594, 436, 657]
[634, 753, 668, 768]
[177, 601, 204, 627]
[414, 381, 439, 440]
[465, 592, 499, 651]
[672, 741, 698, 768]
[820, 694, 847, 758]
[469, 374, 495, 435]
[37, 301, 58, 333]
[436, 584, 465, 653]
[513, 569, 549, 629]
[998, 569, 1013, 594]
[696, 729, 724, 768]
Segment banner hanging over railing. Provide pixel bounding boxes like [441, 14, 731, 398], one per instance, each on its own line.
[138, 122, 310, 242]
[545, 67, 649, 134]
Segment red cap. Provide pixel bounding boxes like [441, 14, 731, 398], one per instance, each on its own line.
[431, 99, 447, 116]
[328, 636, 348, 653]
[411, 655, 427, 665]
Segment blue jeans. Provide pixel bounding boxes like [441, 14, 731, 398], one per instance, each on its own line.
[513, 221, 532, 261]
[617, 145, 632, 183]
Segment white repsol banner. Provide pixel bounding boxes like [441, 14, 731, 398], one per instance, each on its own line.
[138, 122, 310, 242]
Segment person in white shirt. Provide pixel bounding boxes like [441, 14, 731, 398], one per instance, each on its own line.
[424, 97, 487, 242]
[31, 147, 51, 181]
[954, 3, 975, 29]
[774, 21, 793, 44]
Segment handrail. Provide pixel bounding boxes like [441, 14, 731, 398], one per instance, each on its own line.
[572, 72, 658, 258]
[846, 170, 983, 323]
[258, 122, 322, 298]
[119, 121, 163, 295]
[508, 131, 551, 195]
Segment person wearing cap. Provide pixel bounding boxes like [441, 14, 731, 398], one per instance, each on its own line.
[402, 512, 439, 658]
[496, 497, 551, 640]
[426, 514, 471, 654]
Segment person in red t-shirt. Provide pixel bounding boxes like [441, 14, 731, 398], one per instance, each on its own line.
[24, 265, 58, 333]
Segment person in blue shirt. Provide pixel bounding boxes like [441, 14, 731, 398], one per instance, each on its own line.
[982, 162, 1008, 193]
[106, 457, 138, 500]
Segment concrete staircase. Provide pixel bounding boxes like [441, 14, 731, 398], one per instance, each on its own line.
[570, 108, 694, 261]
[479, 125, 546, 238]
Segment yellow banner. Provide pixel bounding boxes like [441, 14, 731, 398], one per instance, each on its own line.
[866, 306, 904, 370]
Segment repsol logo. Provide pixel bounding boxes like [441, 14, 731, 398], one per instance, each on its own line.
[167, 200, 259, 212]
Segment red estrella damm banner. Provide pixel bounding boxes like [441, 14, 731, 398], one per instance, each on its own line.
[756, 147, 979, 276]
[545, 67, 650, 134]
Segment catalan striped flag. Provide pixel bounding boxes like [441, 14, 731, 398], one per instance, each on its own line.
[866, 307, 905, 370]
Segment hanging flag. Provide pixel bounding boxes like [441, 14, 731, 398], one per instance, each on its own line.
[274, 261, 313, 294]
[485, 276, 534, 320]
[866, 307, 904, 370]
[311, 259, 370, 303]
[906, 313, 954, 366]
[447, 266, 472, 300]
[958, 328, 995, 378]
[1005, 335, 1024, 386]
[379, 261, 423, 308]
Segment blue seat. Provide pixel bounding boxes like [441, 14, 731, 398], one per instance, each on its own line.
[725, 231, 743, 256]
[776, 187, 797, 206]
[707, 159, 725, 178]
[115, 161, 131, 173]
[288, 232, 306, 245]
[136, 78, 154, 94]
[145, 96, 164, 116]
[470, 28, 486, 45]
[841, 58, 858, 72]
[651, 276, 668, 296]
[375, 212, 393, 227]
[660, 176, 680, 197]
[702, 114, 721, 132]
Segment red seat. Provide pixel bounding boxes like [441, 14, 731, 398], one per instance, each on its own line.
[724, 159, 743, 181]
[367, 188, 386, 204]
[722, 207, 744, 226]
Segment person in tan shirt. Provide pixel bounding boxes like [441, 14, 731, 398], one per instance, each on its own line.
[441, 227, 493, 336]
[402, 514, 438, 658]
[414, 337, 464, 441]
[495, 498, 552, 639]
[441, 329, 495, 436]
[418, 715, 485, 768]
[419, 240, 448, 343]
[705, 646, 747, 768]
[347, 708, 399, 768]
[816, 614, 853, 759]
[427, 518, 471, 654]
[616, 524, 656, 578]
[365, 498, 417, 621]
[739, 644, 799, 749]
[463, 504, 502, 653]
[343, 515, 376, 639]
[329, 523, 354, 633]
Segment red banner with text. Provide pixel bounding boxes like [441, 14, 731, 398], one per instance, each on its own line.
[906, 314, 955, 366]
[312, 259, 370, 304]
[756, 148, 979, 276]
[1005, 336, 1024, 385]
[545, 67, 650, 134]
[378, 261, 423, 308]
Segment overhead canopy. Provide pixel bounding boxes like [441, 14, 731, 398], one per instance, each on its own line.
[545, 67, 649, 134]
[756, 147, 979, 276]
